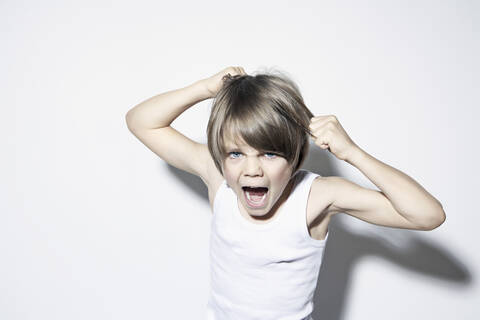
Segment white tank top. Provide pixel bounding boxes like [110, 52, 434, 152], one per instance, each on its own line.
[206, 169, 329, 320]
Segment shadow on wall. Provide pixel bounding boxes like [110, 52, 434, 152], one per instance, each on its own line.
[165, 143, 471, 320]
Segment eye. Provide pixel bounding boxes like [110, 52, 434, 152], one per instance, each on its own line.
[264, 152, 277, 159]
[228, 151, 242, 159]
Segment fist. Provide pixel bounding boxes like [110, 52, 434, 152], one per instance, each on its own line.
[308, 115, 359, 161]
[203, 66, 247, 98]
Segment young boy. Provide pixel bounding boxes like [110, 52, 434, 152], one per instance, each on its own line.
[125, 66, 446, 320]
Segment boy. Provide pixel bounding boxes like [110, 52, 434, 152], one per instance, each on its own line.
[126, 66, 445, 319]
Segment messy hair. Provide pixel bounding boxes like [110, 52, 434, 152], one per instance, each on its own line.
[207, 69, 314, 177]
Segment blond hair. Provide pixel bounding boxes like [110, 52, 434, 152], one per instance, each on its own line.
[207, 70, 314, 176]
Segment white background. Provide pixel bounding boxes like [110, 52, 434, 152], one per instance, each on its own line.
[1, 0, 478, 319]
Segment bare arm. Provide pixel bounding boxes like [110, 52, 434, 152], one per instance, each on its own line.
[125, 79, 214, 184]
[309, 115, 445, 231]
[126, 79, 211, 130]
[343, 147, 446, 230]
[125, 67, 246, 189]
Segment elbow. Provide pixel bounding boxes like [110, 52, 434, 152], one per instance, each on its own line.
[125, 111, 139, 133]
[420, 207, 446, 231]
[125, 110, 134, 126]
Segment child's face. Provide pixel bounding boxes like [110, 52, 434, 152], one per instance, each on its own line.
[222, 137, 294, 219]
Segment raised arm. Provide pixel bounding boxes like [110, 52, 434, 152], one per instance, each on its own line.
[125, 67, 246, 190]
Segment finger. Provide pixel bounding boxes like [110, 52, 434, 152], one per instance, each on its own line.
[309, 119, 327, 132]
[309, 116, 334, 131]
[310, 116, 329, 123]
[311, 128, 330, 144]
[309, 128, 323, 140]
[222, 73, 232, 81]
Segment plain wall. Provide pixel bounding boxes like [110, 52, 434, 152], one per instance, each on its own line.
[1, 0, 478, 319]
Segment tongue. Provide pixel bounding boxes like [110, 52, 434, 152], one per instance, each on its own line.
[246, 187, 267, 200]
[249, 190, 266, 196]
[249, 193, 264, 201]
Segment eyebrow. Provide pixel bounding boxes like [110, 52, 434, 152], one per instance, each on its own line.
[225, 147, 280, 155]
[224, 143, 243, 150]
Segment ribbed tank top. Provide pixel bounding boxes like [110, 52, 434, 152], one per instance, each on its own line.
[206, 169, 329, 320]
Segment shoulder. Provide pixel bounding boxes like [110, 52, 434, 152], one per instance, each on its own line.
[302, 172, 339, 230]
[308, 174, 343, 217]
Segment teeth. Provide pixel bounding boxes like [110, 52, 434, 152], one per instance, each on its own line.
[246, 191, 267, 203]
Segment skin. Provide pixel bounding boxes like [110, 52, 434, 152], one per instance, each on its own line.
[221, 136, 297, 223]
[127, 65, 445, 234]
[308, 115, 445, 230]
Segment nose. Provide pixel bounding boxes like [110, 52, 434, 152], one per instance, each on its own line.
[243, 156, 263, 176]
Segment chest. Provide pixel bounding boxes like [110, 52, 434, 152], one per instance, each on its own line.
[208, 177, 332, 241]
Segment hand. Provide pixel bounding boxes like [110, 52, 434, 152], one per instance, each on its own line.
[202, 66, 247, 98]
[309, 115, 360, 162]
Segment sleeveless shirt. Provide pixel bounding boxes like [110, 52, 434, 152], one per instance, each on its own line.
[206, 169, 330, 320]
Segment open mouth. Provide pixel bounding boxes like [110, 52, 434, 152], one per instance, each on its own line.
[242, 186, 269, 208]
